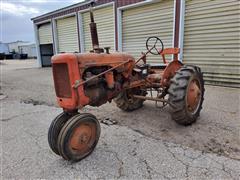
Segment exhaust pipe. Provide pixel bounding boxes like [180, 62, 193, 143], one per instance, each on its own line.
[89, 1, 103, 53]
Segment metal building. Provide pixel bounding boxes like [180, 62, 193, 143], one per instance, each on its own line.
[19, 44, 37, 58]
[7, 41, 30, 53]
[32, 0, 240, 88]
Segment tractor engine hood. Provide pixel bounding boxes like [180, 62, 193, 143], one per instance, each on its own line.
[75, 52, 135, 68]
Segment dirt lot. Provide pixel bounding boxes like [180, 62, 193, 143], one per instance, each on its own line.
[1, 60, 240, 179]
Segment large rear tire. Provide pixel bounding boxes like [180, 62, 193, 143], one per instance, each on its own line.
[114, 88, 147, 112]
[168, 65, 204, 125]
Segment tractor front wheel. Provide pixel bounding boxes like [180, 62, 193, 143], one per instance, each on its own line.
[114, 88, 147, 112]
[57, 113, 101, 161]
[168, 65, 204, 125]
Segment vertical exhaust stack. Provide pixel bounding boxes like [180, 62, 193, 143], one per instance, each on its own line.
[89, 1, 103, 53]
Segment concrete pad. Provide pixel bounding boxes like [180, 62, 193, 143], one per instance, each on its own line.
[1, 100, 240, 179]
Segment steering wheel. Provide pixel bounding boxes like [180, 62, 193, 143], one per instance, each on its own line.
[146, 36, 164, 55]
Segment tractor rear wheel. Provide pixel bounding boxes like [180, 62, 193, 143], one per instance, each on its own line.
[168, 65, 204, 125]
[114, 88, 147, 112]
[57, 113, 100, 161]
[48, 112, 77, 155]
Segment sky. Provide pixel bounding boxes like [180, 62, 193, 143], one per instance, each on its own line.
[0, 0, 85, 43]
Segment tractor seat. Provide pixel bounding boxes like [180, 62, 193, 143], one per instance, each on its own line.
[159, 48, 180, 64]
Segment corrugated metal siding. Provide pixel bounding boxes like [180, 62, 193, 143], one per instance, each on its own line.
[122, 0, 174, 63]
[82, 5, 115, 52]
[183, 0, 240, 88]
[38, 23, 53, 45]
[56, 16, 79, 53]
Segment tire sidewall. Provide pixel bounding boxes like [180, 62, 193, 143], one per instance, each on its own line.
[48, 112, 71, 155]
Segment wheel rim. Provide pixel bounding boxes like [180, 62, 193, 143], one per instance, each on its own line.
[69, 122, 96, 155]
[186, 78, 201, 113]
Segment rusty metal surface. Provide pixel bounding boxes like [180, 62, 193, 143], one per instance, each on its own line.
[73, 59, 132, 88]
[160, 48, 180, 64]
[187, 79, 201, 113]
[52, 63, 72, 98]
[69, 122, 96, 155]
[161, 60, 182, 87]
[76, 52, 134, 67]
[147, 73, 162, 83]
[105, 71, 114, 89]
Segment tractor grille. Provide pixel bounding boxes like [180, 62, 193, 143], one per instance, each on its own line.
[52, 63, 72, 98]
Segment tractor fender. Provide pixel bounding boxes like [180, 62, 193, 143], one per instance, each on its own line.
[161, 60, 183, 87]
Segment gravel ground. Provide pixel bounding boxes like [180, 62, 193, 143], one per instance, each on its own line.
[1, 60, 240, 179]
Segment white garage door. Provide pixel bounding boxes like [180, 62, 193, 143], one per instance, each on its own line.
[122, 0, 174, 64]
[56, 16, 79, 53]
[81, 5, 115, 52]
[38, 22, 53, 45]
[183, 0, 240, 87]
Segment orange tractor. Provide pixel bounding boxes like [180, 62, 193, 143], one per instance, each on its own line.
[48, 1, 204, 161]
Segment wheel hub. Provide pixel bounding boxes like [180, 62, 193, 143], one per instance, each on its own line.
[69, 123, 95, 153]
[187, 79, 201, 112]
